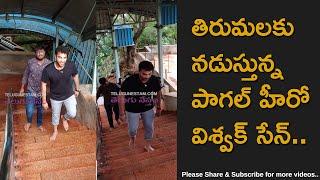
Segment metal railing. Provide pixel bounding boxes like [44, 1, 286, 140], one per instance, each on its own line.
[96, 104, 107, 177]
[0, 89, 15, 180]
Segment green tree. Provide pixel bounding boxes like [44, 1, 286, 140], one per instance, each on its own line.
[96, 34, 114, 77]
[96, 14, 177, 76]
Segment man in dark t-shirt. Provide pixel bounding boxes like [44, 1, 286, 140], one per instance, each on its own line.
[119, 61, 162, 152]
[41, 46, 80, 141]
[96, 77, 121, 128]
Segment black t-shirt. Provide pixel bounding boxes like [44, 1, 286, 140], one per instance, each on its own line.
[41, 61, 78, 101]
[121, 74, 161, 113]
[97, 83, 120, 105]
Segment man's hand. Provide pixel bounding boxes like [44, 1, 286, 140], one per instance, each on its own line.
[119, 112, 126, 122]
[155, 107, 162, 117]
[42, 102, 49, 110]
[19, 87, 24, 94]
[75, 90, 79, 97]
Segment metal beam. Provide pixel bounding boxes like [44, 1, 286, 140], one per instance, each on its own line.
[52, 0, 73, 22]
[156, 0, 164, 86]
[20, 0, 24, 17]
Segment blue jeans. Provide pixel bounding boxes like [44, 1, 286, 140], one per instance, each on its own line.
[25, 91, 43, 127]
[126, 108, 155, 140]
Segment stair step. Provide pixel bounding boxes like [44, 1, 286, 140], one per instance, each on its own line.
[110, 143, 176, 168]
[106, 144, 176, 172]
[15, 134, 95, 152]
[40, 165, 96, 180]
[104, 131, 176, 149]
[103, 123, 177, 143]
[102, 113, 176, 128]
[17, 142, 95, 163]
[102, 151, 176, 177]
[21, 153, 96, 175]
[106, 137, 176, 161]
[14, 126, 88, 142]
[103, 119, 176, 138]
[135, 160, 177, 180]
[16, 173, 42, 180]
[14, 129, 94, 144]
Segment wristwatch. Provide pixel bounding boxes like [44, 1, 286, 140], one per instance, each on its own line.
[75, 89, 80, 92]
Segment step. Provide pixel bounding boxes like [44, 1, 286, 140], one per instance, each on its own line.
[40, 165, 96, 180]
[102, 114, 176, 135]
[102, 151, 176, 177]
[0, 131, 4, 141]
[15, 173, 41, 180]
[134, 159, 177, 180]
[14, 120, 85, 130]
[103, 133, 176, 155]
[103, 123, 177, 143]
[14, 126, 88, 141]
[104, 130, 176, 150]
[21, 153, 96, 175]
[110, 143, 176, 169]
[107, 144, 177, 171]
[15, 129, 94, 144]
[15, 133, 96, 152]
[106, 137, 176, 161]
[102, 120, 176, 140]
[16, 142, 95, 163]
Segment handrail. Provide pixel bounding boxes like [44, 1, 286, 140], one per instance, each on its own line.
[0, 89, 15, 180]
[96, 104, 107, 176]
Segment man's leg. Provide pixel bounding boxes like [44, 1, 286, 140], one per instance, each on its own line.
[141, 108, 155, 151]
[105, 104, 115, 128]
[50, 98, 63, 141]
[62, 95, 77, 131]
[126, 111, 140, 149]
[35, 97, 44, 131]
[24, 93, 34, 132]
[113, 104, 121, 125]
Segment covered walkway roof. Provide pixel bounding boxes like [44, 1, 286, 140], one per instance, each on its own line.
[96, 0, 176, 31]
[0, 0, 96, 40]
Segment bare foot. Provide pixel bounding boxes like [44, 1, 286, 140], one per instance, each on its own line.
[129, 139, 135, 149]
[38, 126, 45, 132]
[144, 145, 155, 152]
[62, 116, 69, 131]
[24, 123, 31, 132]
[50, 131, 58, 141]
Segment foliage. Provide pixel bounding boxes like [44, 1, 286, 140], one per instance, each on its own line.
[96, 34, 114, 77]
[96, 14, 177, 77]
[137, 23, 177, 47]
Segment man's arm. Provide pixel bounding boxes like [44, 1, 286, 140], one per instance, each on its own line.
[155, 90, 162, 116]
[96, 87, 101, 101]
[73, 74, 80, 91]
[41, 81, 49, 110]
[20, 62, 30, 93]
[118, 91, 125, 115]
[156, 90, 162, 109]
[73, 74, 80, 96]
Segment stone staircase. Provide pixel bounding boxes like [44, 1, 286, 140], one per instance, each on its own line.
[13, 109, 96, 180]
[0, 73, 96, 180]
[97, 106, 177, 180]
[0, 114, 5, 155]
